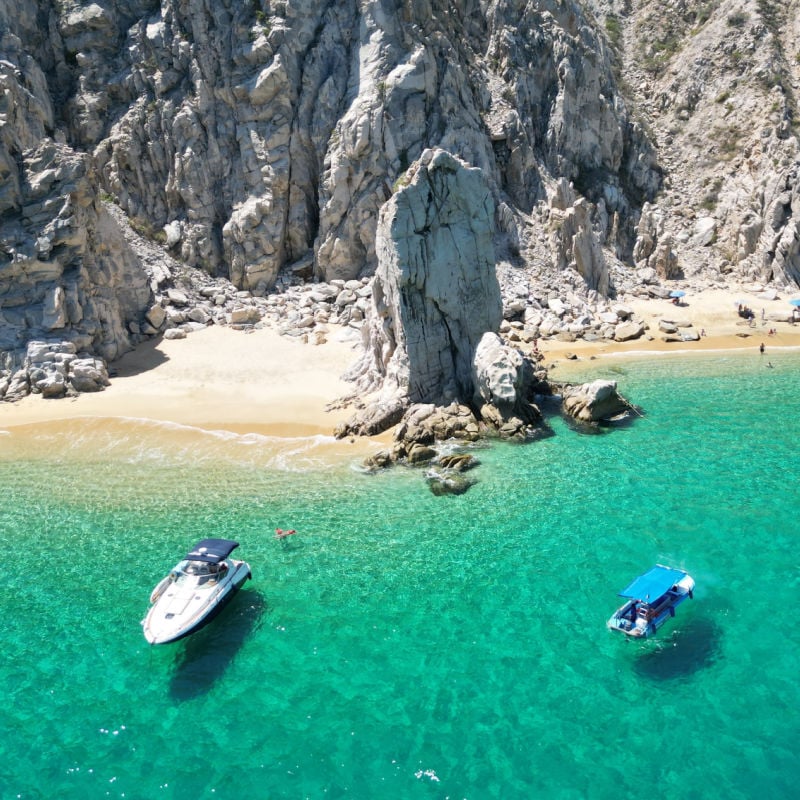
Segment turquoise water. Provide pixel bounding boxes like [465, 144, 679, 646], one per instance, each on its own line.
[2, 350, 799, 799]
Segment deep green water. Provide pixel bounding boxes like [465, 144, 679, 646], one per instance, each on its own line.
[2, 350, 799, 799]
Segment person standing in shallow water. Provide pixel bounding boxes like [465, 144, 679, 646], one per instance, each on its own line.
[760, 342, 765, 354]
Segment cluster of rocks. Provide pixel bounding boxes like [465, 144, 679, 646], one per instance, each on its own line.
[356, 404, 485, 496]
[6, 0, 800, 414]
[352, 378, 632, 494]
[141, 271, 374, 344]
[1, 341, 110, 401]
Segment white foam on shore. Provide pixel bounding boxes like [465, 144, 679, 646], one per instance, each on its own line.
[0, 414, 358, 469]
[584, 343, 800, 359]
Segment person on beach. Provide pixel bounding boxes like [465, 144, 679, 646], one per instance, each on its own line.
[759, 342, 765, 354]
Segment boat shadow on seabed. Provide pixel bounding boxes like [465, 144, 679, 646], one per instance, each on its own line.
[168, 589, 268, 701]
[632, 616, 722, 682]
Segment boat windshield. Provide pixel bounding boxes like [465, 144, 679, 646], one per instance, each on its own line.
[174, 560, 228, 586]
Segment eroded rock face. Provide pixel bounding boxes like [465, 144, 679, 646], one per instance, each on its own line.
[0, 137, 152, 369]
[5, 0, 663, 294]
[0, 21, 154, 373]
[6, 0, 800, 396]
[347, 149, 501, 407]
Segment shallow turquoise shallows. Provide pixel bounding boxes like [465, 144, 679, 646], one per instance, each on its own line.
[2, 350, 799, 799]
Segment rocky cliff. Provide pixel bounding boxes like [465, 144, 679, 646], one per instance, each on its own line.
[2, 0, 800, 390]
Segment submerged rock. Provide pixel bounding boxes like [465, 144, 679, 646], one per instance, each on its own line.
[426, 470, 476, 496]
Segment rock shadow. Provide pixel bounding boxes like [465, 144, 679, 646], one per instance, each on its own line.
[632, 616, 722, 682]
[110, 337, 170, 378]
[169, 589, 267, 701]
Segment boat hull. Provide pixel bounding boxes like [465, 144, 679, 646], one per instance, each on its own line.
[142, 560, 251, 645]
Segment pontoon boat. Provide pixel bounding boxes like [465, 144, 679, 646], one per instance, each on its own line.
[607, 564, 694, 638]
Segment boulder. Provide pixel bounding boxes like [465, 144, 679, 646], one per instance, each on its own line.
[70, 357, 110, 392]
[437, 453, 478, 472]
[426, 471, 475, 496]
[334, 398, 408, 439]
[614, 321, 644, 341]
[230, 306, 261, 325]
[406, 443, 437, 464]
[146, 304, 167, 329]
[692, 217, 717, 246]
[472, 332, 525, 408]
[562, 380, 629, 423]
[392, 402, 481, 444]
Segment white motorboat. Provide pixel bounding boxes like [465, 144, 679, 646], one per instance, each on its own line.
[142, 538, 251, 644]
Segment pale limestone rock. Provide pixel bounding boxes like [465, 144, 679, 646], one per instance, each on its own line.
[164, 221, 182, 247]
[614, 321, 644, 341]
[42, 287, 67, 330]
[550, 199, 608, 294]
[187, 306, 211, 324]
[692, 217, 717, 247]
[652, 236, 680, 280]
[35, 368, 69, 398]
[166, 289, 189, 306]
[230, 306, 260, 325]
[6, 0, 800, 405]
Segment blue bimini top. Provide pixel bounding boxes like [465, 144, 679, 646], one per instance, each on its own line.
[186, 539, 240, 564]
[619, 565, 687, 602]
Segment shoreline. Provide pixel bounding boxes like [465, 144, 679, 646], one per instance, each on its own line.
[540, 286, 800, 379]
[0, 323, 363, 437]
[1, 285, 798, 442]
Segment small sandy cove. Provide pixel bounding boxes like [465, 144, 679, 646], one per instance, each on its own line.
[0, 323, 365, 438]
[1, 286, 798, 437]
[543, 286, 800, 380]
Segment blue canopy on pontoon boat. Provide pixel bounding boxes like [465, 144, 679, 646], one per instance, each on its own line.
[618, 565, 687, 602]
[186, 539, 239, 563]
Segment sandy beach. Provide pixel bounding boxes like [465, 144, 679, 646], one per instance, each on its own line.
[0, 323, 366, 438]
[542, 287, 800, 380]
[1, 286, 798, 437]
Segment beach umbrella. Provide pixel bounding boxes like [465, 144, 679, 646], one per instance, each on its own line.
[669, 290, 686, 298]
[789, 299, 800, 307]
